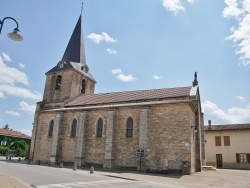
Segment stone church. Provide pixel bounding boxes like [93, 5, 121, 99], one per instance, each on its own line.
[29, 15, 205, 174]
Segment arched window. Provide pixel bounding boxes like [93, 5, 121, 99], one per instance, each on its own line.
[81, 79, 86, 94]
[97, 118, 103, 137]
[48, 120, 54, 137]
[71, 119, 77, 137]
[55, 75, 62, 90]
[126, 117, 133, 137]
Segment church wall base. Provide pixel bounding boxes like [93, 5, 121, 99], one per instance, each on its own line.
[103, 159, 115, 170]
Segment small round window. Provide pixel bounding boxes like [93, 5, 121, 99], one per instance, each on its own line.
[59, 63, 64, 68]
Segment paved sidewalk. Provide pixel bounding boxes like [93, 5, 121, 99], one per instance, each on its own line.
[0, 173, 32, 188]
[94, 168, 250, 188]
[0, 157, 32, 188]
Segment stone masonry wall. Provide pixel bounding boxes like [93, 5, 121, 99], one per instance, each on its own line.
[84, 110, 107, 165]
[190, 114, 196, 173]
[60, 111, 81, 162]
[43, 70, 95, 104]
[146, 104, 194, 172]
[114, 108, 140, 169]
[33, 102, 198, 171]
[29, 102, 41, 160]
[69, 71, 95, 99]
[33, 112, 57, 163]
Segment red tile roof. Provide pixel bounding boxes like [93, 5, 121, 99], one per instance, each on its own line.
[0, 128, 31, 139]
[204, 124, 250, 131]
[65, 86, 192, 107]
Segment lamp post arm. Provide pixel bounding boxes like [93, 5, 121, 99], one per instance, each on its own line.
[0, 17, 19, 34]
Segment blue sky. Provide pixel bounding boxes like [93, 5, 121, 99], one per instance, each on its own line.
[0, 0, 249, 136]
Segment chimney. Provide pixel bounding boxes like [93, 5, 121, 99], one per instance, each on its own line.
[208, 120, 211, 130]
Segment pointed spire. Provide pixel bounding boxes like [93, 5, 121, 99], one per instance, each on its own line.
[62, 15, 86, 65]
[46, 14, 96, 84]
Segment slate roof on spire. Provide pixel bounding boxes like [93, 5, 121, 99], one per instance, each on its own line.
[62, 15, 86, 65]
[46, 15, 96, 82]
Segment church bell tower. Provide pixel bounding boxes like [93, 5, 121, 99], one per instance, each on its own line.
[42, 15, 96, 106]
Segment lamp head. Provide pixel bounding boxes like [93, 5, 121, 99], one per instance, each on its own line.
[7, 28, 23, 41]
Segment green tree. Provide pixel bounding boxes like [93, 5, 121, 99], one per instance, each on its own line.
[10, 140, 29, 157]
[0, 146, 9, 156]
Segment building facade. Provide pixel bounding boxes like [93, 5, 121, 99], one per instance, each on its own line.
[29, 15, 205, 174]
[0, 128, 31, 146]
[205, 121, 250, 169]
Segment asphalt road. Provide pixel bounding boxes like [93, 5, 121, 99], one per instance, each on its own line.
[1, 157, 250, 188]
[0, 158, 173, 188]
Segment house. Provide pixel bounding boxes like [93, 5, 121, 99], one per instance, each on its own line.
[29, 15, 205, 174]
[0, 128, 31, 145]
[205, 120, 250, 169]
[0, 128, 31, 147]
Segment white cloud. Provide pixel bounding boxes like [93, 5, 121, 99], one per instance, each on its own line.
[0, 91, 4, 98]
[19, 63, 26, 69]
[1, 52, 11, 62]
[107, 48, 117, 55]
[223, 0, 250, 66]
[162, 0, 185, 15]
[235, 96, 245, 101]
[87, 32, 117, 44]
[0, 118, 3, 121]
[162, 0, 196, 15]
[18, 101, 36, 114]
[0, 84, 42, 100]
[112, 69, 122, 74]
[117, 74, 137, 82]
[6, 111, 21, 117]
[202, 100, 250, 124]
[0, 56, 29, 86]
[222, 0, 242, 18]
[0, 55, 42, 100]
[112, 69, 137, 82]
[153, 75, 161, 80]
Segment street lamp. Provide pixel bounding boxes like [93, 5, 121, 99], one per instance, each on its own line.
[0, 17, 23, 41]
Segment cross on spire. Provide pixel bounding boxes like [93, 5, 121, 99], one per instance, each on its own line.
[81, 2, 83, 15]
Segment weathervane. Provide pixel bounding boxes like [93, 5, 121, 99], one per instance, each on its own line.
[81, 2, 83, 15]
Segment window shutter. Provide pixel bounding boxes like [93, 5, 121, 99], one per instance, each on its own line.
[236, 153, 240, 163]
[247, 154, 250, 163]
[215, 136, 221, 146]
[224, 136, 230, 146]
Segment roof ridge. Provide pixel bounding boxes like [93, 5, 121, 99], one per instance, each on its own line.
[0, 128, 31, 138]
[205, 123, 250, 126]
[93, 86, 192, 96]
[205, 124, 250, 131]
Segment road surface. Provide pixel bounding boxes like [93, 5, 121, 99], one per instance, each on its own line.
[0, 157, 174, 188]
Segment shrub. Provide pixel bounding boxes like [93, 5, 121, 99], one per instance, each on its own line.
[0, 146, 10, 156]
[10, 140, 29, 157]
